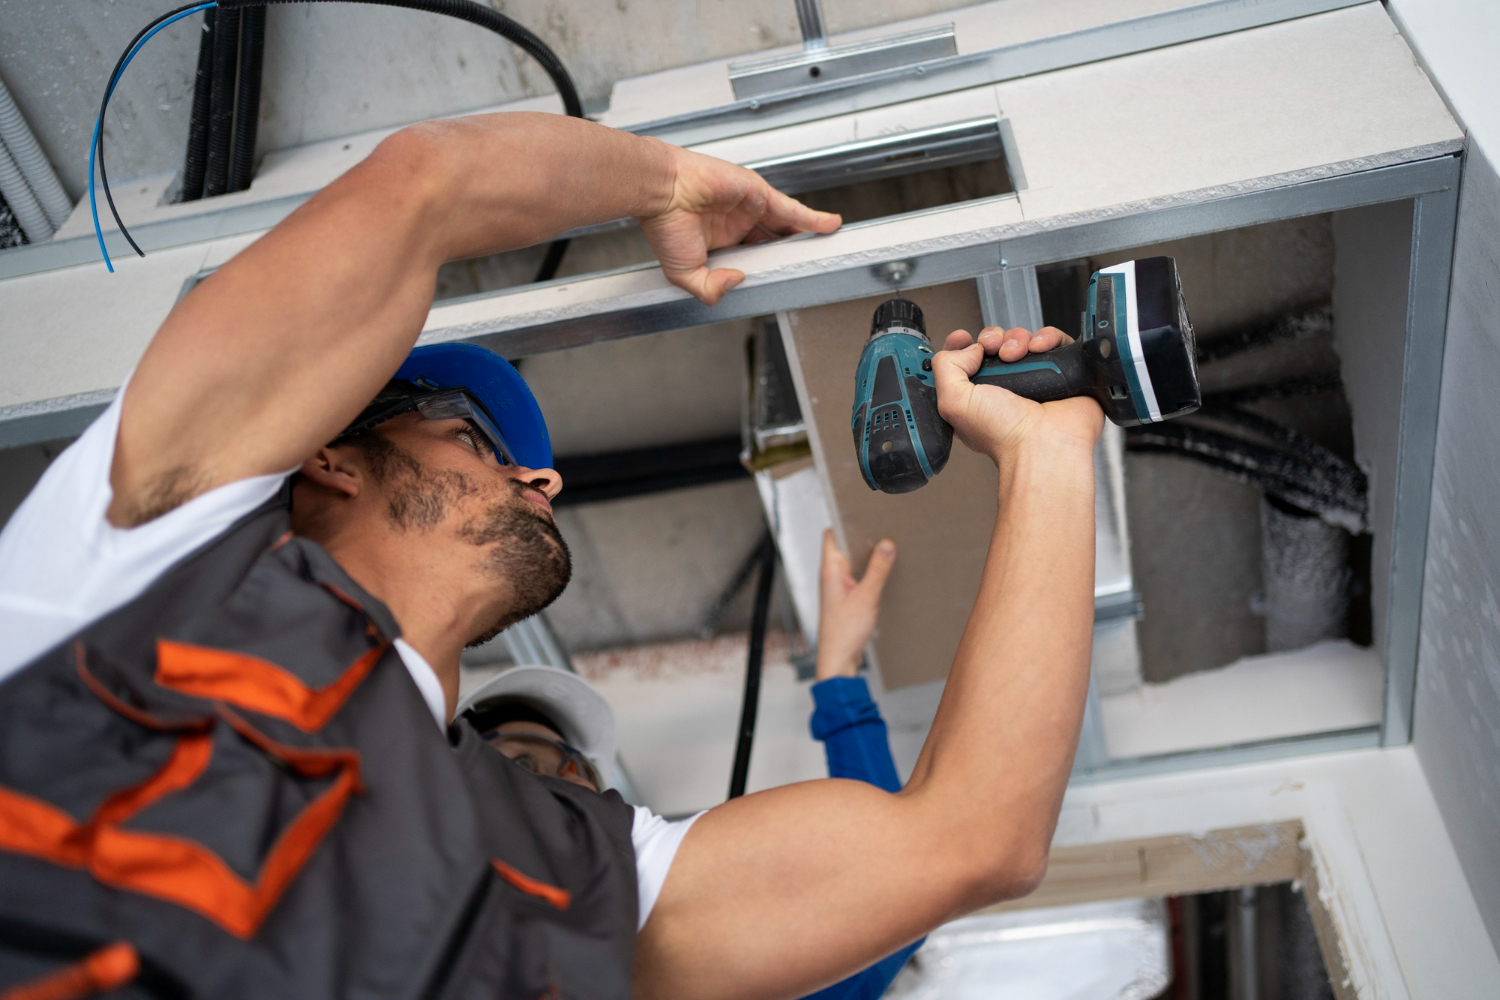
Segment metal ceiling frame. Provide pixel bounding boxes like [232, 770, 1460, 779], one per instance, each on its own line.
[0, 0, 1366, 282]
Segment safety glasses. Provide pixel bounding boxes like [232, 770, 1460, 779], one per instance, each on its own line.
[343, 387, 516, 467]
[482, 731, 603, 791]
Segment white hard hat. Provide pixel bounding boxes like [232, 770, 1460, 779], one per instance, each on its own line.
[456, 665, 617, 783]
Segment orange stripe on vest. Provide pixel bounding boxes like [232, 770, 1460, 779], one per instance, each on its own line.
[491, 859, 571, 911]
[0, 941, 139, 1000]
[155, 639, 386, 732]
[0, 710, 363, 939]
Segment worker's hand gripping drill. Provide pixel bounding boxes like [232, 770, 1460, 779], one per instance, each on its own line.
[852, 257, 1202, 493]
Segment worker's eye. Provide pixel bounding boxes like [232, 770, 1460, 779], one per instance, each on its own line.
[454, 423, 484, 454]
[507, 751, 543, 775]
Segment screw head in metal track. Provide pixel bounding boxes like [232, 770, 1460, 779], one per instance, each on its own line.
[877, 260, 914, 285]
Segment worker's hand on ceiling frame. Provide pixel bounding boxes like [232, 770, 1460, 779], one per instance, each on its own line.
[109, 114, 835, 527]
[637, 142, 842, 306]
[933, 325, 1104, 466]
[814, 529, 895, 681]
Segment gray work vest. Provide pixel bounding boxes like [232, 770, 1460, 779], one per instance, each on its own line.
[0, 498, 638, 998]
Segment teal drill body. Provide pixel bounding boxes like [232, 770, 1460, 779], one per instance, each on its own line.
[852, 257, 1201, 494]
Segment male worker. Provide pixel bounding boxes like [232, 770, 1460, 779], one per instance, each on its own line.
[0, 113, 1100, 999]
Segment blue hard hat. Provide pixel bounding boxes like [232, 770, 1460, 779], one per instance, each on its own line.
[394, 343, 553, 470]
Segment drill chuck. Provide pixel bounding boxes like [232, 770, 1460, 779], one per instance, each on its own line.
[870, 297, 927, 340]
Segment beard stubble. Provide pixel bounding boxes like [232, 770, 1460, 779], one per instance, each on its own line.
[370, 438, 572, 645]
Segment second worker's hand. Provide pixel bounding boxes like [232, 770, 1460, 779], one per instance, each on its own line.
[933, 325, 1104, 465]
[815, 530, 897, 681]
[637, 142, 842, 306]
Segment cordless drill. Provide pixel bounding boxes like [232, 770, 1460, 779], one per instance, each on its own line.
[852, 256, 1201, 494]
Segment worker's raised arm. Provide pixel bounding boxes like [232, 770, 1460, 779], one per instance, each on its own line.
[635, 325, 1102, 1000]
[108, 113, 839, 527]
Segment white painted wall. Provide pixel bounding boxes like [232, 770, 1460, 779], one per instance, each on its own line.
[1384, 0, 1500, 955]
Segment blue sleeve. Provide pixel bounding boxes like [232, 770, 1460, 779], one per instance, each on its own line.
[801, 677, 924, 1000]
[799, 941, 922, 1000]
[809, 676, 902, 793]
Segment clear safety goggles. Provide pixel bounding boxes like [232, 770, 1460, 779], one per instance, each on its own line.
[482, 730, 603, 791]
[345, 387, 516, 467]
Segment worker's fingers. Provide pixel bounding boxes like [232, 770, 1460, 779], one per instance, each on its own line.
[820, 529, 853, 591]
[995, 327, 1037, 362]
[1028, 326, 1073, 352]
[943, 329, 975, 351]
[757, 186, 842, 238]
[663, 265, 745, 305]
[933, 340, 985, 384]
[854, 540, 897, 602]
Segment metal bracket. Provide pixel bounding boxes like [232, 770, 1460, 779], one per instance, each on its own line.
[729, 24, 957, 101]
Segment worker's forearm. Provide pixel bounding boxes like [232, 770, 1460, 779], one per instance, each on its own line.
[908, 430, 1096, 894]
[386, 113, 674, 264]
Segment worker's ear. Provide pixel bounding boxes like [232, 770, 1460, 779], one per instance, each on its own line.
[298, 445, 364, 499]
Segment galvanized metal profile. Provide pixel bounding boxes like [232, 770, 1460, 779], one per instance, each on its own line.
[794, 0, 828, 49]
[0, 387, 117, 450]
[728, 25, 958, 101]
[975, 264, 1044, 331]
[0, 191, 312, 282]
[1069, 725, 1382, 783]
[742, 116, 1003, 195]
[631, 0, 1371, 149]
[419, 154, 1460, 361]
[1380, 174, 1461, 747]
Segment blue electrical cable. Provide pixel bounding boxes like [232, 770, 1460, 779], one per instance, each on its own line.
[90, 2, 217, 272]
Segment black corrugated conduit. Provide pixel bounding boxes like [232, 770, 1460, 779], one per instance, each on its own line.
[105, 0, 584, 272]
[728, 531, 778, 801]
[180, 8, 216, 202]
[217, 0, 583, 118]
[202, 6, 240, 198]
[1126, 419, 1366, 531]
[227, 5, 266, 193]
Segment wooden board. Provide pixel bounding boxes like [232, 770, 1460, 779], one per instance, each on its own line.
[779, 280, 1000, 691]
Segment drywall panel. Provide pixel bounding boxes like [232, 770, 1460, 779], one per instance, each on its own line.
[779, 280, 997, 690]
[1000, 5, 1456, 223]
[1053, 746, 1500, 998]
[1414, 143, 1500, 952]
[1331, 200, 1414, 664]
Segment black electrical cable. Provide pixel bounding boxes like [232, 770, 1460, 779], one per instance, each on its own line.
[1195, 405, 1367, 500]
[203, 6, 241, 198]
[728, 531, 777, 801]
[95, 3, 220, 260]
[180, 8, 217, 202]
[534, 237, 571, 283]
[1201, 372, 1345, 408]
[227, 5, 266, 193]
[1126, 422, 1366, 527]
[1195, 304, 1333, 366]
[218, 0, 583, 117]
[99, 0, 585, 260]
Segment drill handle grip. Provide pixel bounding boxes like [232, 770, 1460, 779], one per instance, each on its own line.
[971, 340, 1093, 402]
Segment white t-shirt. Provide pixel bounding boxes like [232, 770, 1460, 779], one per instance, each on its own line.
[0, 387, 698, 929]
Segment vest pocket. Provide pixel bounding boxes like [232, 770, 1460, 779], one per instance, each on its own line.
[0, 644, 365, 941]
